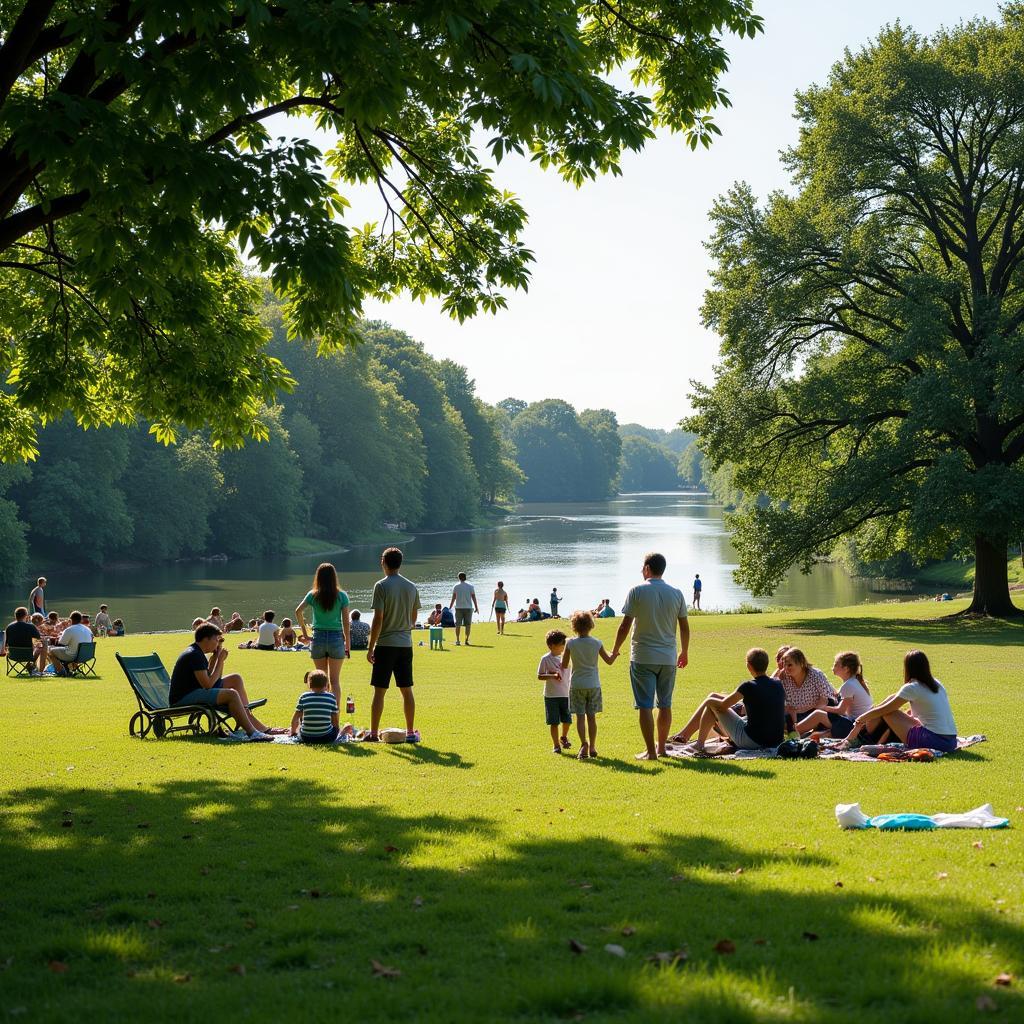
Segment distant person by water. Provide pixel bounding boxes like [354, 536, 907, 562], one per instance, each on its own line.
[549, 587, 561, 618]
[592, 599, 615, 618]
[692, 574, 702, 610]
[612, 552, 690, 761]
[367, 547, 421, 742]
[94, 605, 113, 635]
[492, 581, 509, 635]
[29, 577, 46, 617]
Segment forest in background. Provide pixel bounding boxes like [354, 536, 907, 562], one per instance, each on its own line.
[0, 295, 705, 585]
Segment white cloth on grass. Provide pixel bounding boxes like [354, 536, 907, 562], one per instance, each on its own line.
[836, 802, 1009, 830]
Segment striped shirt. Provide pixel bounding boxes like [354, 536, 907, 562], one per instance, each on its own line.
[296, 690, 337, 738]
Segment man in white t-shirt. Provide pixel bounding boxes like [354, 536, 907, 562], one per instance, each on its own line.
[48, 610, 93, 672]
[449, 572, 479, 646]
[611, 552, 690, 761]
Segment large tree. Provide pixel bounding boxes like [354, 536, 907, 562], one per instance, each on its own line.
[690, 11, 1024, 617]
[0, 0, 761, 458]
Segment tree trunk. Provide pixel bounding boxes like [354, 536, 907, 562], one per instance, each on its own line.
[965, 535, 1022, 617]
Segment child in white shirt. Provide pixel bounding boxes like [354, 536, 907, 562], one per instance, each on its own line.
[538, 629, 572, 754]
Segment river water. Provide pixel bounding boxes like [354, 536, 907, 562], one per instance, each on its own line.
[6, 493, 888, 632]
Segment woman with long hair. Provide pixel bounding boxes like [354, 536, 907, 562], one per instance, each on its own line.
[491, 581, 509, 635]
[295, 562, 351, 700]
[845, 649, 958, 752]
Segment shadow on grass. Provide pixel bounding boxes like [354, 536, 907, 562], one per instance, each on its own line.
[768, 612, 1024, 647]
[1, 779, 1020, 1021]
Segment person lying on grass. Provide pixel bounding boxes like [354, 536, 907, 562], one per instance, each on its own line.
[796, 651, 873, 741]
[538, 629, 572, 754]
[561, 610, 617, 760]
[842, 649, 959, 753]
[290, 669, 339, 744]
[168, 622, 276, 741]
[671, 648, 786, 754]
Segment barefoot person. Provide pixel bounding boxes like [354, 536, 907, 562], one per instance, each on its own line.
[492, 581, 510, 635]
[611, 552, 690, 761]
[295, 562, 351, 701]
[168, 622, 273, 740]
[673, 648, 785, 753]
[367, 547, 421, 742]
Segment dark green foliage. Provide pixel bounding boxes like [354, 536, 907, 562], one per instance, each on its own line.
[619, 424, 697, 454]
[619, 435, 681, 491]
[0, 1, 760, 460]
[690, 11, 1024, 616]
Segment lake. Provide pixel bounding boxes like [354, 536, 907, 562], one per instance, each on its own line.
[7, 493, 891, 632]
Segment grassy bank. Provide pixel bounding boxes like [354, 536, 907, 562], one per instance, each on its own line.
[913, 553, 1024, 589]
[1, 599, 1021, 1022]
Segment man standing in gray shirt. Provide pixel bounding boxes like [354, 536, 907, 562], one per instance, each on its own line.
[367, 547, 421, 742]
[611, 552, 690, 761]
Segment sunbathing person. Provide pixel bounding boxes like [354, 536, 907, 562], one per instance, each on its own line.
[672, 648, 786, 752]
[844, 649, 958, 752]
[796, 651, 872, 740]
[779, 647, 837, 734]
[224, 611, 245, 633]
[207, 607, 226, 631]
[279, 618, 305, 648]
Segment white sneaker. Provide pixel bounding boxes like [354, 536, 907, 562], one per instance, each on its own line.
[248, 730, 273, 742]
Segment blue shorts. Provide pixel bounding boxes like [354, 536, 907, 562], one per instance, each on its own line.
[172, 682, 223, 707]
[630, 662, 677, 710]
[310, 629, 345, 660]
[544, 696, 572, 726]
[299, 725, 339, 744]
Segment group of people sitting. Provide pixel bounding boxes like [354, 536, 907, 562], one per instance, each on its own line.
[193, 606, 371, 652]
[1, 606, 113, 675]
[671, 644, 958, 756]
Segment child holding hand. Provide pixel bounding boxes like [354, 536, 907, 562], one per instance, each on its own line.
[538, 629, 572, 754]
[562, 610, 617, 760]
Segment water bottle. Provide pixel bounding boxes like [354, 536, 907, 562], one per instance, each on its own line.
[346, 695, 355, 715]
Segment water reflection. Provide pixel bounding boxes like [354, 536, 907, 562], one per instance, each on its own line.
[5, 493, 890, 631]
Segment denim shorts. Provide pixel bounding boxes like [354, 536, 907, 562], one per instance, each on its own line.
[310, 629, 345, 660]
[172, 682, 223, 708]
[630, 662, 677, 709]
[299, 725, 339, 744]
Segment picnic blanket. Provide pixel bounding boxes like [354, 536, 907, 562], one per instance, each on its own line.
[663, 734, 987, 762]
[836, 801, 1009, 829]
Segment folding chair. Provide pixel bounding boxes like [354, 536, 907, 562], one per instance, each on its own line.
[62, 641, 98, 678]
[116, 651, 267, 738]
[5, 646, 37, 677]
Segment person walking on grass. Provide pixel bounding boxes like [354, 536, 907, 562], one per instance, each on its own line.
[611, 552, 690, 761]
[492, 581, 509, 635]
[29, 577, 46, 617]
[168, 622, 274, 741]
[692, 573, 702, 610]
[367, 547, 421, 742]
[562, 610, 618, 760]
[449, 571, 479, 646]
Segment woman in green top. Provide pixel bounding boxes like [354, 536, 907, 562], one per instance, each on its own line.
[295, 562, 351, 700]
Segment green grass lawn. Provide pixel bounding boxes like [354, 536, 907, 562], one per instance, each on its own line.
[914, 553, 1024, 589]
[2, 600, 1022, 1022]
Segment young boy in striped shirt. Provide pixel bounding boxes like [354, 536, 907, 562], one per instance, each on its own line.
[290, 669, 339, 743]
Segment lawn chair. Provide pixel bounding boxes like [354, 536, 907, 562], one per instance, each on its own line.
[116, 651, 267, 739]
[61, 641, 98, 678]
[5, 646, 37, 677]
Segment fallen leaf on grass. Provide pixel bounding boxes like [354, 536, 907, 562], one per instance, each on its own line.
[936, 872, 949, 880]
[603, 944, 626, 958]
[973, 841, 983, 850]
[802, 932, 819, 942]
[384, 845, 399, 853]
[646, 949, 687, 968]
[309, 889, 320, 899]
[136, 823, 149, 829]
[994, 972, 1013, 987]
[173, 973, 191, 984]
[228, 964, 246, 976]
[243, 919, 257, 930]
[200, 867, 211, 876]
[578, 883, 592, 890]
[146, 892, 156, 899]
[834, 881, 843, 888]
[568, 939, 587, 954]
[146, 919, 163, 930]
[371, 959, 401, 979]
[621, 926, 636, 937]
[669, 874, 685, 882]
[754, 938, 767, 946]
[713, 940, 735, 954]
[47, 960, 68, 974]
[976, 995, 997, 1011]
[412, 896, 424, 908]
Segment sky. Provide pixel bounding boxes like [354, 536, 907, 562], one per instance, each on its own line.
[279, 0, 1004, 430]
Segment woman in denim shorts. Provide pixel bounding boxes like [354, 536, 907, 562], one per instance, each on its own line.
[295, 562, 351, 701]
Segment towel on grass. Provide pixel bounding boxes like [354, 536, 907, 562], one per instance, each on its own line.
[663, 734, 987, 761]
[836, 802, 1009, 829]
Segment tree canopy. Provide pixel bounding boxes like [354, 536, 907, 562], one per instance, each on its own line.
[689, 9, 1024, 616]
[0, 0, 761, 459]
